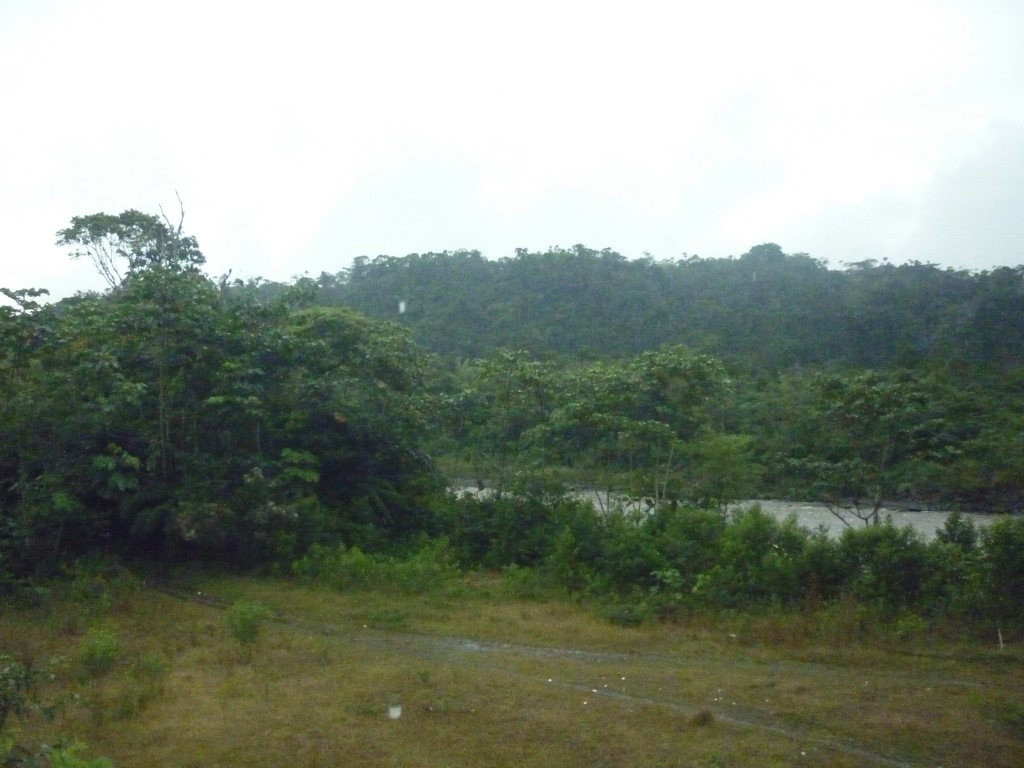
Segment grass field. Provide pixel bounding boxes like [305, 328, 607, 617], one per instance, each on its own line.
[2, 568, 1022, 767]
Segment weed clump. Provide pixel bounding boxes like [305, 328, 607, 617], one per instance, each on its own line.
[292, 539, 459, 595]
[226, 600, 271, 662]
[77, 628, 119, 682]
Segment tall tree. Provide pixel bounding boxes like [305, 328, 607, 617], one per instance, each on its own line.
[56, 202, 205, 289]
[798, 371, 952, 526]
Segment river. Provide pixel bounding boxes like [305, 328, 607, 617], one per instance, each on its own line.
[453, 485, 1008, 539]
[725, 499, 1004, 538]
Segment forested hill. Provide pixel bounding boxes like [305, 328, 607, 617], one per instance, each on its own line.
[271, 243, 1024, 368]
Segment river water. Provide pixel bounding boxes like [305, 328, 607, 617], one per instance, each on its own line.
[453, 485, 1007, 539]
[725, 499, 1003, 538]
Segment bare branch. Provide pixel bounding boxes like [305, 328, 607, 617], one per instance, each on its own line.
[158, 191, 187, 238]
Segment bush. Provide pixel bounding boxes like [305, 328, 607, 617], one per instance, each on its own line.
[544, 504, 606, 593]
[647, 505, 727, 593]
[501, 564, 553, 600]
[836, 523, 932, 614]
[603, 600, 652, 627]
[77, 628, 120, 682]
[226, 601, 271, 662]
[293, 539, 459, 594]
[293, 544, 374, 589]
[435, 492, 586, 568]
[695, 508, 807, 607]
[387, 539, 460, 593]
[47, 741, 116, 768]
[2, 657, 116, 766]
[979, 516, 1024, 629]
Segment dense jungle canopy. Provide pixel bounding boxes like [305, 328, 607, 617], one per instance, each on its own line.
[2, 214, 1023, 581]
[278, 242, 1024, 369]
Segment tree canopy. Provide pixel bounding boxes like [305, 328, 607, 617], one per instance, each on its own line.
[3, 216, 1023, 583]
[285, 244, 1024, 370]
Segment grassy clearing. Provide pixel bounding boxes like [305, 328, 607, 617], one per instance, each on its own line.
[2, 569, 1022, 767]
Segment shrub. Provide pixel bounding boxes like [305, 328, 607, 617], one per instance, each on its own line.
[979, 516, 1024, 630]
[936, 511, 979, 550]
[435, 492, 586, 568]
[225, 601, 271, 662]
[47, 741, 116, 768]
[501, 563, 553, 600]
[603, 600, 652, 627]
[386, 538, 460, 593]
[544, 505, 606, 593]
[836, 523, 931, 614]
[293, 539, 459, 594]
[647, 505, 727, 593]
[77, 628, 120, 682]
[293, 544, 375, 589]
[2, 658, 116, 766]
[702, 507, 806, 606]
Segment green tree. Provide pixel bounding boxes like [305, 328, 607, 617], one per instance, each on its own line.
[798, 370, 952, 526]
[979, 517, 1024, 635]
[458, 350, 558, 494]
[56, 203, 205, 289]
[275, 306, 441, 546]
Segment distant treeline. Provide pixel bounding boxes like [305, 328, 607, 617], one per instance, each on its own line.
[249, 243, 1024, 369]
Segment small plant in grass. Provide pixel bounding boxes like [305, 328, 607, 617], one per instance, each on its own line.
[226, 600, 271, 662]
[46, 740, 116, 767]
[894, 612, 929, 640]
[109, 654, 169, 720]
[76, 628, 119, 682]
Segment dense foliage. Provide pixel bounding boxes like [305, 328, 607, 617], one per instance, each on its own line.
[416, 493, 1024, 630]
[434, 348, 1023, 514]
[1, 213, 442, 577]
[280, 243, 1024, 369]
[2, 209, 1023, 637]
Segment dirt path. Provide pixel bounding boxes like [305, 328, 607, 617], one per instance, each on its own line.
[149, 580, 936, 767]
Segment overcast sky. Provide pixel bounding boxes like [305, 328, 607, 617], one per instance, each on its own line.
[2, 0, 1023, 300]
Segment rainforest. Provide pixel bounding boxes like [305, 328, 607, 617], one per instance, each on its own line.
[2, 212, 1023, 767]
